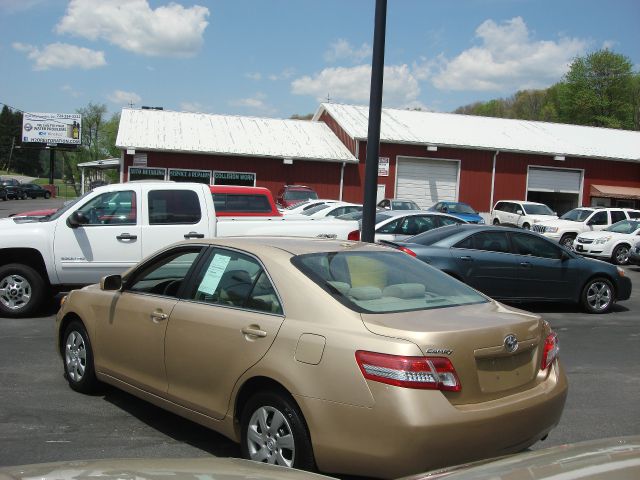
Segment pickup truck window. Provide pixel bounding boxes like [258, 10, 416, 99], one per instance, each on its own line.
[212, 193, 272, 213]
[76, 190, 136, 225]
[148, 190, 201, 224]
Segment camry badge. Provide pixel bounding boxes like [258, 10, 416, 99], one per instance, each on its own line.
[504, 334, 518, 353]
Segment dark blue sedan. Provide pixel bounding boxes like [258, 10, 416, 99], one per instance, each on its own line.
[384, 224, 631, 314]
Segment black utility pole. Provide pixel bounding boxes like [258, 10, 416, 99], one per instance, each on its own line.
[48, 147, 55, 185]
[361, 0, 387, 243]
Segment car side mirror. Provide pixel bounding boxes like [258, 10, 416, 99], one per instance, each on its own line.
[100, 274, 122, 291]
[67, 211, 89, 228]
[516, 210, 524, 215]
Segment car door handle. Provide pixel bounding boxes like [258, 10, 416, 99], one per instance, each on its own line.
[459, 256, 473, 261]
[116, 233, 137, 240]
[241, 326, 267, 338]
[520, 262, 532, 268]
[150, 311, 168, 322]
[184, 231, 205, 239]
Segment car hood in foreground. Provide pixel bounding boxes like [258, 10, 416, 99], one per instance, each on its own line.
[361, 300, 546, 404]
[401, 436, 640, 480]
[0, 457, 335, 480]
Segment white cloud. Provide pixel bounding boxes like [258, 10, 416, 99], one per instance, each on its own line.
[431, 17, 588, 91]
[229, 93, 275, 113]
[180, 101, 207, 112]
[291, 64, 421, 108]
[245, 72, 262, 81]
[108, 90, 142, 106]
[13, 42, 106, 70]
[55, 0, 209, 58]
[324, 39, 371, 63]
[61, 84, 83, 98]
[268, 67, 296, 81]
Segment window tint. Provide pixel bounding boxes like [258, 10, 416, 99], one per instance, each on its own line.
[212, 193, 272, 213]
[610, 210, 626, 224]
[495, 202, 508, 213]
[76, 190, 136, 225]
[148, 190, 201, 224]
[589, 211, 608, 226]
[511, 233, 562, 259]
[191, 249, 282, 314]
[127, 248, 202, 296]
[627, 210, 640, 219]
[454, 235, 474, 249]
[377, 217, 402, 234]
[472, 232, 510, 253]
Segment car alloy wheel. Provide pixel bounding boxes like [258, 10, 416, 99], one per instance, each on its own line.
[0, 264, 46, 317]
[582, 278, 614, 314]
[612, 245, 630, 265]
[560, 234, 575, 250]
[241, 391, 315, 471]
[0, 273, 31, 312]
[62, 321, 98, 393]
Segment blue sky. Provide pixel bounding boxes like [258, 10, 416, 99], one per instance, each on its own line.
[1, 0, 639, 119]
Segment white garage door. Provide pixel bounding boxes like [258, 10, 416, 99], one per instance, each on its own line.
[396, 157, 459, 209]
[528, 167, 582, 193]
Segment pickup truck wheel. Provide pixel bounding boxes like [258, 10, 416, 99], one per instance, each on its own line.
[0, 264, 46, 317]
[63, 320, 99, 393]
[560, 234, 576, 250]
[612, 244, 630, 265]
[581, 277, 614, 314]
[241, 391, 315, 471]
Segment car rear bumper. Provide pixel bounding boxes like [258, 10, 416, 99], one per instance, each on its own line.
[298, 361, 568, 479]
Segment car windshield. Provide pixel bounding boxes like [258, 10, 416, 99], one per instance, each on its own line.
[560, 208, 594, 222]
[284, 190, 318, 201]
[523, 204, 554, 215]
[302, 204, 331, 215]
[41, 196, 84, 222]
[292, 250, 486, 314]
[446, 203, 476, 214]
[392, 200, 419, 210]
[605, 220, 640, 234]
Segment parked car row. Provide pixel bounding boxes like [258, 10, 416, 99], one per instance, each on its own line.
[0, 178, 52, 201]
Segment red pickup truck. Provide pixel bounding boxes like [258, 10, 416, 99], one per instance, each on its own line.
[210, 185, 281, 217]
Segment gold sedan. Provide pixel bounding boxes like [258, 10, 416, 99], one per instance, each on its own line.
[56, 237, 567, 479]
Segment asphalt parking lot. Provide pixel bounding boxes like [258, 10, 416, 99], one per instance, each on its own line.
[0, 201, 639, 473]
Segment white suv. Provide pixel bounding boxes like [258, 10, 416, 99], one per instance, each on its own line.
[490, 200, 557, 230]
[532, 207, 640, 249]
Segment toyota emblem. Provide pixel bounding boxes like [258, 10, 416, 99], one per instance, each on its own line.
[504, 334, 518, 353]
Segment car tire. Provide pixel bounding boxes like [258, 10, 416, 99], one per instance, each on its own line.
[581, 277, 615, 314]
[0, 263, 46, 317]
[62, 320, 99, 393]
[522, 223, 531, 230]
[612, 244, 631, 265]
[241, 390, 315, 471]
[493, 218, 500, 225]
[44, 192, 51, 199]
[560, 234, 576, 250]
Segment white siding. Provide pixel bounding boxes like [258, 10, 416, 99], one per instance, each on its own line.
[396, 157, 459, 209]
[528, 167, 582, 193]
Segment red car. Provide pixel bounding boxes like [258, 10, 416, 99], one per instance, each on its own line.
[210, 185, 281, 217]
[276, 184, 319, 208]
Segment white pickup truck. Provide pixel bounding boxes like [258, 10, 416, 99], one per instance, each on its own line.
[0, 182, 360, 317]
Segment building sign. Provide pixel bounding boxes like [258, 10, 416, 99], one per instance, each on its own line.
[169, 168, 212, 184]
[22, 112, 82, 145]
[133, 154, 147, 166]
[129, 167, 166, 181]
[378, 157, 389, 177]
[213, 171, 256, 186]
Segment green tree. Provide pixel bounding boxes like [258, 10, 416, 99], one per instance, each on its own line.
[559, 49, 635, 128]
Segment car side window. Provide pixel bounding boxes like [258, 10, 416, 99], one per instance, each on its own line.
[494, 202, 505, 212]
[511, 233, 562, 259]
[438, 216, 460, 227]
[126, 248, 203, 296]
[472, 232, 510, 253]
[191, 249, 283, 314]
[610, 210, 626, 223]
[589, 211, 608, 226]
[76, 190, 136, 225]
[453, 236, 474, 249]
[627, 210, 640, 219]
[377, 218, 402, 234]
[148, 190, 201, 224]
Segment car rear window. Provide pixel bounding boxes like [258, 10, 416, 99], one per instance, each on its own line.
[292, 250, 486, 313]
[212, 193, 272, 213]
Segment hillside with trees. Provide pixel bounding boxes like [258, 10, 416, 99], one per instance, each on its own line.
[454, 50, 640, 130]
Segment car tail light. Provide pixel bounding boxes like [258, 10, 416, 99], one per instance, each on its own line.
[348, 230, 360, 241]
[397, 246, 417, 257]
[541, 332, 559, 370]
[355, 351, 461, 391]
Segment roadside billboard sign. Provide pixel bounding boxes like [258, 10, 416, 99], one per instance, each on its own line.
[22, 112, 82, 145]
